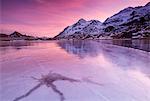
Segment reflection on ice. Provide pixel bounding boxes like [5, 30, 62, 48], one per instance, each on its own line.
[57, 40, 100, 58]
[57, 40, 150, 78]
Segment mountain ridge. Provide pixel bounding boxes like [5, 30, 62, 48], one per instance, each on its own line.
[0, 31, 52, 41]
[54, 2, 150, 39]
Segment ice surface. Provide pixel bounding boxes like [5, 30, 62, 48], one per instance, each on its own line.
[0, 40, 150, 101]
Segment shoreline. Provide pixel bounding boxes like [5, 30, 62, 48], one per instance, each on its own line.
[0, 38, 149, 52]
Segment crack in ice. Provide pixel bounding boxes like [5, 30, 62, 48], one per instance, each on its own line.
[13, 71, 80, 101]
[13, 83, 43, 101]
[82, 77, 104, 86]
[13, 71, 104, 101]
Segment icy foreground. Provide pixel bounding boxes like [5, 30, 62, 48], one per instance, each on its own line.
[0, 40, 150, 101]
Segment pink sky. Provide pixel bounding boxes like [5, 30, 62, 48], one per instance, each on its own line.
[1, 0, 149, 37]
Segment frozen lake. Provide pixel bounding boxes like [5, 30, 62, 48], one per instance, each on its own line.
[0, 40, 150, 101]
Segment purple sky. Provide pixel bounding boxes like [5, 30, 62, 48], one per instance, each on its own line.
[1, 0, 149, 37]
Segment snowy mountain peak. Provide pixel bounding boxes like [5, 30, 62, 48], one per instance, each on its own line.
[103, 2, 150, 27]
[54, 19, 103, 39]
[10, 31, 23, 37]
[119, 7, 134, 13]
[78, 18, 87, 23]
[145, 2, 150, 6]
[89, 20, 102, 24]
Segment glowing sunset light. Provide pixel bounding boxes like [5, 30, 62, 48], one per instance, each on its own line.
[1, 0, 149, 37]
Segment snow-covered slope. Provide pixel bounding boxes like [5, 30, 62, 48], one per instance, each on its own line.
[104, 2, 150, 26]
[104, 7, 135, 26]
[54, 2, 150, 39]
[54, 19, 103, 39]
[103, 2, 150, 38]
